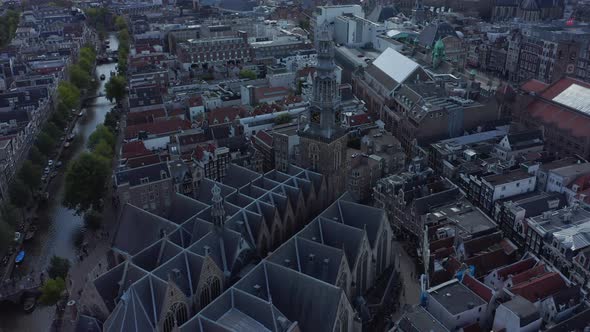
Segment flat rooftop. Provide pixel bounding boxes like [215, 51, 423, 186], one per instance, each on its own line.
[484, 170, 533, 186]
[528, 206, 590, 237]
[429, 280, 486, 315]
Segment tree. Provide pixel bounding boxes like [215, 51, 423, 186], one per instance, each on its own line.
[69, 64, 91, 90]
[18, 160, 42, 193]
[0, 204, 20, 228]
[84, 210, 102, 231]
[29, 146, 47, 166]
[39, 277, 66, 306]
[50, 110, 67, 129]
[36, 132, 56, 155]
[57, 82, 80, 110]
[9, 178, 31, 209]
[104, 111, 119, 132]
[94, 140, 113, 160]
[274, 113, 291, 125]
[239, 69, 256, 80]
[78, 57, 93, 75]
[48, 256, 71, 279]
[63, 152, 110, 213]
[88, 124, 116, 150]
[43, 122, 62, 140]
[118, 29, 130, 49]
[114, 16, 127, 30]
[0, 220, 13, 252]
[105, 75, 127, 104]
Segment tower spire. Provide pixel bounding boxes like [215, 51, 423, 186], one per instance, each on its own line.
[211, 184, 225, 232]
[312, 22, 340, 137]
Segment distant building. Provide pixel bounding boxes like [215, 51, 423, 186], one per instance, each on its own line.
[114, 162, 175, 215]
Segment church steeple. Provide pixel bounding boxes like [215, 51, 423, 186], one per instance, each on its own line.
[211, 184, 225, 232]
[312, 23, 340, 138]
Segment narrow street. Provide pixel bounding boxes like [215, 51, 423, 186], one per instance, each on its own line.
[391, 241, 421, 321]
[0, 33, 119, 332]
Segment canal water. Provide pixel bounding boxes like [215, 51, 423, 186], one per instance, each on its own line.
[0, 33, 118, 332]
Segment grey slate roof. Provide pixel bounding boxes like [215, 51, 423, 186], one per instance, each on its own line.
[85, 164, 384, 332]
[418, 22, 458, 48]
[115, 162, 170, 187]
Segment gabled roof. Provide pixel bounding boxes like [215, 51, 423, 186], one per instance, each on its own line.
[370, 47, 420, 88]
[510, 272, 567, 302]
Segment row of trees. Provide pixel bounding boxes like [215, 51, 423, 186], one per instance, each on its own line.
[0, 46, 96, 251]
[64, 124, 117, 226]
[69, 46, 97, 92]
[0, 82, 81, 252]
[115, 16, 130, 76]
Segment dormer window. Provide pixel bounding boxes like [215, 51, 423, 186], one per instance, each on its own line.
[140, 177, 149, 184]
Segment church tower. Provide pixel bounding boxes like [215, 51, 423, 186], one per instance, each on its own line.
[298, 23, 348, 201]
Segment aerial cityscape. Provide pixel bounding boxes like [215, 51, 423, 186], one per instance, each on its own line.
[0, 0, 589, 331]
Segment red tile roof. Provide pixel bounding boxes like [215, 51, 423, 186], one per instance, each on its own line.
[521, 79, 549, 94]
[465, 248, 516, 278]
[126, 107, 167, 125]
[430, 236, 454, 252]
[540, 77, 590, 100]
[510, 264, 547, 286]
[496, 258, 537, 280]
[125, 119, 191, 139]
[510, 272, 566, 302]
[462, 274, 493, 302]
[122, 141, 151, 159]
[526, 99, 590, 137]
[207, 106, 245, 125]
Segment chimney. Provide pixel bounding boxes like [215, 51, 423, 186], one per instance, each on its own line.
[203, 245, 211, 255]
[283, 259, 291, 267]
[308, 254, 315, 262]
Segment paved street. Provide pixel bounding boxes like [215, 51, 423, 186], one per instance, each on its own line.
[391, 241, 421, 321]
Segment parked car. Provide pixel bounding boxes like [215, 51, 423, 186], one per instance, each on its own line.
[14, 232, 21, 242]
[56, 161, 63, 168]
[48, 160, 54, 166]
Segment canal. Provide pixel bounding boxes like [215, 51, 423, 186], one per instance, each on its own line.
[0, 33, 119, 332]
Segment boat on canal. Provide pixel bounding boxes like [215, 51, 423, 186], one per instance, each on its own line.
[100, 74, 106, 80]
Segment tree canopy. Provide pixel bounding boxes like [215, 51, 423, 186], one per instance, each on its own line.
[84, 7, 110, 32]
[239, 69, 256, 80]
[29, 145, 47, 166]
[57, 82, 80, 110]
[0, 204, 19, 228]
[9, 178, 31, 209]
[114, 16, 128, 31]
[69, 64, 91, 90]
[274, 113, 291, 125]
[63, 152, 110, 213]
[0, 220, 13, 253]
[105, 75, 127, 104]
[43, 122, 63, 140]
[48, 256, 71, 279]
[39, 277, 65, 306]
[88, 124, 116, 150]
[93, 139, 114, 160]
[36, 132, 56, 156]
[19, 160, 42, 192]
